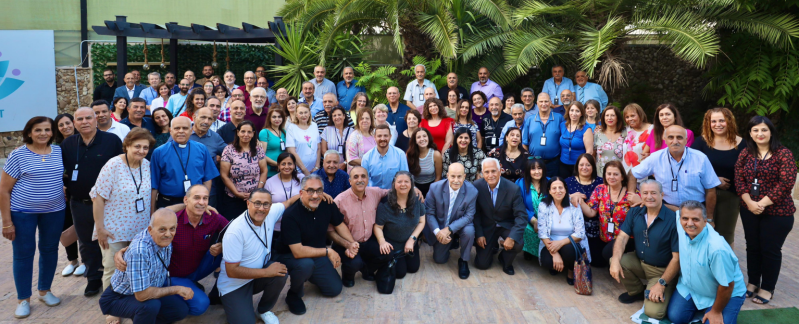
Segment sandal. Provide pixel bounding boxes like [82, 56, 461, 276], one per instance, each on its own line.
[745, 284, 759, 298]
[752, 290, 774, 304]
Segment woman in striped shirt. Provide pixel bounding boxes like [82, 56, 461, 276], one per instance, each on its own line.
[0, 116, 66, 318]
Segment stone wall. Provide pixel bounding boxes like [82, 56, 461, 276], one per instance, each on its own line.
[0, 67, 93, 158]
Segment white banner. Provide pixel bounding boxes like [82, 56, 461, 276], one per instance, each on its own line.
[0, 30, 56, 132]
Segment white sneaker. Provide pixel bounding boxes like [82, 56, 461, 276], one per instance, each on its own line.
[38, 292, 61, 307]
[14, 301, 30, 318]
[73, 264, 86, 276]
[61, 263, 76, 276]
[259, 311, 279, 324]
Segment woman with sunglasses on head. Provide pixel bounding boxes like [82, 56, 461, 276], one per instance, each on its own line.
[487, 127, 529, 182]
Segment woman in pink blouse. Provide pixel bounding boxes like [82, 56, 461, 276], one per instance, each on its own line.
[346, 107, 377, 171]
[219, 120, 268, 219]
[642, 103, 694, 156]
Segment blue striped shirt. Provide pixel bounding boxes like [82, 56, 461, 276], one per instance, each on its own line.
[111, 229, 172, 295]
[631, 147, 721, 205]
[3, 145, 65, 213]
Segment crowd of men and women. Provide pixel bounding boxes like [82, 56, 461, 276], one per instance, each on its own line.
[0, 63, 795, 324]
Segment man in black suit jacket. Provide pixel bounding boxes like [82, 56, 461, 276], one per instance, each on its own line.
[473, 158, 528, 275]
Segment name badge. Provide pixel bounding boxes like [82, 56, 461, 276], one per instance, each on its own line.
[671, 179, 678, 192]
[418, 93, 424, 101]
[337, 146, 344, 154]
[71, 171, 79, 182]
[135, 198, 145, 213]
[183, 180, 192, 192]
[750, 179, 760, 196]
[554, 98, 559, 105]
[490, 137, 497, 146]
[280, 141, 286, 151]
[607, 223, 615, 233]
[539, 136, 547, 146]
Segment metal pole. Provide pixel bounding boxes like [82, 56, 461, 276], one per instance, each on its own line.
[116, 35, 127, 85]
[169, 22, 178, 77]
[80, 0, 88, 67]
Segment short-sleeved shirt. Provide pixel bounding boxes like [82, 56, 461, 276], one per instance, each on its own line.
[165, 93, 188, 116]
[150, 140, 220, 197]
[481, 113, 513, 151]
[522, 112, 564, 160]
[404, 79, 438, 108]
[361, 146, 409, 189]
[587, 184, 638, 242]
[217, 121, 238, 144]
[376, 196, 426, 243]
[286, 123, 321, 172]
[541, 77, 575, 106]
[169, 209, 229, 277]
[310, 78, 337, 103]
[189, 130, 227, 159]
[221, 144, 265, 197]
[438, 85, 468, 102]
[258, 128, 287, 177]
[244, 107, 268, 132]
[110, 229, 171, 295]
[276, 200, 344, 254]
[619, 206, 679, 268]
[470, 79, 504, 102]
[314, 168, 351, 198]
[264, 173, 304, 231]
[218, 204, 285, 296]
[336, 80, 365, 109]
[386, 103, 411, 135]
[103, 120, 131, 141]
[298, 96, 325, 116]
[631, 148, 721, 205]
[332, 187, 388, 242]
[320, 126, 354, 163]
[61, 131, 124, 200]
[89, 156, 151, 243]
[4, 145, 65, 213]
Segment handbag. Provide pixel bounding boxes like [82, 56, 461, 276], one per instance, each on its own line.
[375, 250, 411, 294]
[60, 225, 78, 247]
[569, 236, 592, 295]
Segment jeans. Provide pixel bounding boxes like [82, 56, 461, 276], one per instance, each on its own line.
[170, 251, 222, 316]
[667, 291, 745, 324]
[99, 287, 189, 324]
[739, 209, 794, 291]
[11, 210, 65, 300]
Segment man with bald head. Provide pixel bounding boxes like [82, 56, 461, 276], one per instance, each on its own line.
[184, 70, 201, 90]
[471, 67, 504, 102]
[552, 89, 573, 116]
[482, 97, 512, 151]
[425, 163, 478, 279]
[631, 125, 720, 216]
[218, 99, 247, 144]
[151, 116, 220, 210]
[385, 86, 411, 134]
[99, 209, 191, 324]
[276, 88, 288, 107]
[112, 72, 144, 109]
[336, 66, 365, 110]
[220, 88, 247, 122]
[438, 72, 468, 102]
[521, 92, 564, 177]
[166, 78, 192, 116]
[310, 65, 337, 103]
[61, 107, 124, 297]
[256, 76, 277, 106]
[574, 70, 609, 111]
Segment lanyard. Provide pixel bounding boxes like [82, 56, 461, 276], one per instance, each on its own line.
[535, 113, 551, 134]
[155, 249, 171, 286]
[565, 123, 578, 147]
[244, 211, 271, 266]
[666, 152, 685, 182]
[281, 179, 293, 200]
[607, 186, 626, 221]
[74, 135, 96, 169]
[752, 151, 770, 179]
[125, 154, 143, 196]
[171, 142, 191, 180]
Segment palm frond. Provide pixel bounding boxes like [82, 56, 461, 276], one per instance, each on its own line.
[416, 4, 460, 59]
[504, 28, 568, 74]
[597, 52, 629, 91]
[277, 0, 310, 21]
[270, 23, 319, 96]
[460, 27, 514, 61]
[633, 8, 720, 68]
[512, 0, 576, 26]
[713, 9, 799, 49]
[465, 0, 513, 29]
[578, 16, 625, 78]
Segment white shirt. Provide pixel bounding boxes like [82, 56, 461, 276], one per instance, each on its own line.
[126, 86, 135, 99]
[286, 122, 321, 172]
[217, 203, 286, 296]
[403, 79, 438, 108]
[150, 97, 167, 109]
[101, 120, 130, 141]
[210, 120, 226, 133]
[434, 185, 460, 235]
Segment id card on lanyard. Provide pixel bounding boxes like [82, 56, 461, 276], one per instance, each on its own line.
[172, 143, 192, 192]
[666, 152, 685, 192]
[72, 135, 96, 181]
[125, 155, 146, 213]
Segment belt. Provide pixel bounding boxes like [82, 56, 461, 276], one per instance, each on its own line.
[71, 198, 93, 205]
[158, 195, 184, 202]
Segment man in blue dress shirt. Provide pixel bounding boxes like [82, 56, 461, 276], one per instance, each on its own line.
[150, 116, 220, 210]
[299, 81, 325, 116]
[541, 65, 574, 107]
[521, 93, 564, 177]
[403, 64, 438, 113]
[138, 72, 162, 108]
[310, 66, 337, 103]
[668, 201, 746, 324]
[336, 67, 365, 110]
[361, 125, 409, 189]
[574, 71, 609, 112]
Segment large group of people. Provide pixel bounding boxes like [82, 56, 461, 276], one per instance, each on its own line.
[2, 64, 794, 324]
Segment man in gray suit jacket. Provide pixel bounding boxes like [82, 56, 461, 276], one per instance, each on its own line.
[473, 158, 528, 275]
[425, 163, 477, 279]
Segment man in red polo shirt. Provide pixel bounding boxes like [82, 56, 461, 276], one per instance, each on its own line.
[114, 185, 229, 316]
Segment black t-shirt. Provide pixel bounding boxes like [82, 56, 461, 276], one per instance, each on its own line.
[218, 121, 238, 144]
[438, 85, 468, 102]
[276, 200, 344, 254]
[61, 131, 124, 200]
[690, 136, 745, 193]
[93, 82, 116, 104]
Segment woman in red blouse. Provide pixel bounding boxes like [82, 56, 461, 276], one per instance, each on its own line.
[734, 116, 797, 305]
[420, 98, 454, 152]
[578, 160, 637, 267]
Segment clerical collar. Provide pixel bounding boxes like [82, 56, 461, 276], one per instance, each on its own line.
[178, 143, 187, 148]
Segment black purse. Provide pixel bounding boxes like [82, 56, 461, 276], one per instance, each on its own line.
[376, 249, 413, 294]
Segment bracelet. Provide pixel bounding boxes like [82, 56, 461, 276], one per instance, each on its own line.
[2, 224, 13, 229]
[326, 247, 329, 257]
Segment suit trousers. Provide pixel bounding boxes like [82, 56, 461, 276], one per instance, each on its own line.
[276, 253, 342, 298]
[433, 224, 475, 263]
[70, 200, 103, 282]
[619, 252, 676, 320]
[474, 227, 523, 269]
[220, 261, 288, 324]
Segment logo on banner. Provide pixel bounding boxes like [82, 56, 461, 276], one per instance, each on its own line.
[0, 53, 25, 101]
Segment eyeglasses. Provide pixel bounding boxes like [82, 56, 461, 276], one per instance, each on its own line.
[303, 188, 324, 195]
[248, 200, 272, 209]
[179, 84, 190, 87]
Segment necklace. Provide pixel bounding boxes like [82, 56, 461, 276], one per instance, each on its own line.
[30, 145, 52, 161]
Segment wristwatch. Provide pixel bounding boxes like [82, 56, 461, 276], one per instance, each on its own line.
[411, 235, 417, 241]
[658, 278, 668, 287]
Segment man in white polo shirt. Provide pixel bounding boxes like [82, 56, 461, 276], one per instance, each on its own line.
[91, 99, 130, 141]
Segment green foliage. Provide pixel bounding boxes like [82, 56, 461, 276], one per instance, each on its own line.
[90, 43, 275, 87]
[270, 23, 319, 97]
[353, 62, 398, 105]
[324, 33, 374, 84]
[400, 56, 447, 89]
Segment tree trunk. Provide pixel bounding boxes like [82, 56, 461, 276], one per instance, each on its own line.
[398, 16, 435, 86]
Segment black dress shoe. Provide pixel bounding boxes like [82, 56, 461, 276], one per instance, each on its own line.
[84, 279, 102, 297]
[342, 277, 355, 288]
[458, 258, 470, 280]
[498, 254, 515, 275]
[286, 292, 307, 315]
[618, 292, 645, 304]
[362, 270, 375, 281]
[549, 269, 559, 276]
